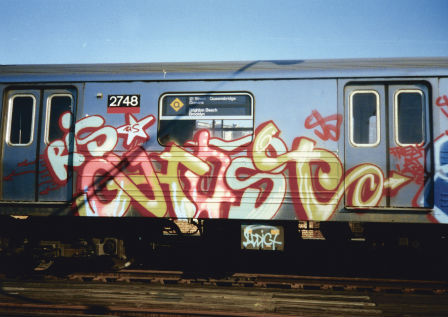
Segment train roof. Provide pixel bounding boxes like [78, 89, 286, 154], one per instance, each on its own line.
[1, 58, 448, 83]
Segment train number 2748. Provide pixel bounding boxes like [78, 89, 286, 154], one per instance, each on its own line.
[108, 95, 140, 108]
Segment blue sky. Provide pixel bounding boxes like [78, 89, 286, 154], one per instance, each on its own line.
[1, 0, 447, 64]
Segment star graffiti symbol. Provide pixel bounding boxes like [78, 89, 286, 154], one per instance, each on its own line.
[117, 114, 155, 149]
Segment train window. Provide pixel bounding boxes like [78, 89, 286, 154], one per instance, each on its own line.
[349, 90, 380, 147]
[7, 94, 36, 146]
[394, 90, 424, 146]
[158, 93, 254, 146]
[45, 94, 73, 144]
[195, 119, 253, 139]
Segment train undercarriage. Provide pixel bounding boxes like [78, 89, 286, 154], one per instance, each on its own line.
[0, 215, 447, 273]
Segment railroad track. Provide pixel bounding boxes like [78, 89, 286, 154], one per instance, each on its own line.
[67, 269, 448, 294]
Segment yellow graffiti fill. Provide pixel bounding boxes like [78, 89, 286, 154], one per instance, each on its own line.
[252, 122, 386, 220]
[77, 154, 168, 217]
[344, 165, 383, 207]
[158, 144, 210, 218]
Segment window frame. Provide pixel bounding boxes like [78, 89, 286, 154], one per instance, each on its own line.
[44, 93, 73, 145]
[6, 93, 37, 147]
[349, 89, 381, 147]
[157, 92, 254, 146]
[393, 89, 425, 147]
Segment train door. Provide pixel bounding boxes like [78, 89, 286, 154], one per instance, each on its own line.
[2, 88, 76, 202]
[344, 84, 432, 209]
[344, 85, 387, 207]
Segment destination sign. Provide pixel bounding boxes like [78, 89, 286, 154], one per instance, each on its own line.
[161, 93, 252, 117]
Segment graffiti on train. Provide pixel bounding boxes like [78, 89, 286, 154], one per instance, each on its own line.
[241, 225, 284, 251]
[433, 132, 448, 223]
[304, 110, 342, 141]
[5, 112, 424, 221]
[436, 95, 448, 118]
[390, 146, 426, 185]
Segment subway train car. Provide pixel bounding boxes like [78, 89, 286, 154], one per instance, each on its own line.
[0, 58, 447, 262]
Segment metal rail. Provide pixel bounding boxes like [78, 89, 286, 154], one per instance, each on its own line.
[0, 302, 292, 317]
[66, 269, 448, 294]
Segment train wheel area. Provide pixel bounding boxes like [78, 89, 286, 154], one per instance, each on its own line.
[1, 216, 447, 281]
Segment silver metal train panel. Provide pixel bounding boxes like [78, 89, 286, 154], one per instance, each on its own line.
[0, 58, 447, 224]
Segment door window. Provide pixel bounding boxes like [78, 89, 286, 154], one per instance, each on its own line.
[394, 90, 424, 146]
[45, 94, 73, 144]
[7, 94, 36, 146]
[349, 90, 380, 146]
